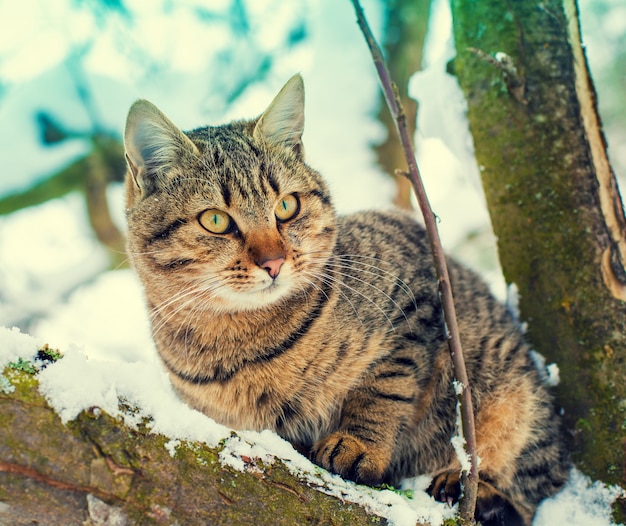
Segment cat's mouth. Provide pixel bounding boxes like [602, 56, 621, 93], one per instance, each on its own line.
[216, 275, 294, 311]
[253, 275, 291, 298]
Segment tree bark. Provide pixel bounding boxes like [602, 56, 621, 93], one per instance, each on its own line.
[450, 0, 626, 511]
[0, 365, 389, 525]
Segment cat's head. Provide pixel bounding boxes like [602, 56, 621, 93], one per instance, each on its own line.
[123, 75, 337, 313]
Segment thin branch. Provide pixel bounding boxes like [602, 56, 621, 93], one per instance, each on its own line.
[350, 0, 479, 521]
[466, 47, 527, 104]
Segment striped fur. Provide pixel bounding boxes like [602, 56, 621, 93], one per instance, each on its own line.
[124, 75, 569, 525]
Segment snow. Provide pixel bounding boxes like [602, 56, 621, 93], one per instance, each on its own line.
[450, 381, 475, 475]
[1, 0, 624, 524]
[536, 470, 625, 526]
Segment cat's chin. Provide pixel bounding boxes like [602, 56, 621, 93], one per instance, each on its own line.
[214, 281, 294, 312]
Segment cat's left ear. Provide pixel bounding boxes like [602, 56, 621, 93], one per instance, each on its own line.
[254, 74, 305, 158]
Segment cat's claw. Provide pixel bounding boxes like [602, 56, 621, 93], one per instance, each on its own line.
[311, 432, 388, 486]
[428, 470, 528, 526]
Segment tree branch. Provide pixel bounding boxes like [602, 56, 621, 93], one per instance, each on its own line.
[1, 367, 388, 525]
[349, 1, 479, 521]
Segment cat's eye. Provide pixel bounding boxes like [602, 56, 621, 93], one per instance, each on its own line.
[198, 209, 233, 234]
[275, 194, 299, 222]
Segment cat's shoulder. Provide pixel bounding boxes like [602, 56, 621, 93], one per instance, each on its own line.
[338, 207, 424, 230]
[334, 208, 430, 258]
[337, 208, 426, 241]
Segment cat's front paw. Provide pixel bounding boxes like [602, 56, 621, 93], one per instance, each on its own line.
[311, 432, 388, 486]
[428, 470, 528, 526]
[428, 469, 462, 506]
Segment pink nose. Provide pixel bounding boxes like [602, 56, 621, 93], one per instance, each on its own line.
[259, 257, 285, 279]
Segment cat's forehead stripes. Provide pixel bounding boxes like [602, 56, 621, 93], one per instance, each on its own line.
[189, 124, 287, 205]
[184, 133, 332, 226]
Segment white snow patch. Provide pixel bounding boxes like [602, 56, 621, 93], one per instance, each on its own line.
[0, 326, 41, 367]
[545, 363, 561, 387]
[164, 439, 181, 458]
[535, 468, 625, 525]
[506, 282, 521, 321]
[451, 381, 474, 475]
[450, 434, 472, 474]
[530, 350, 561, 387]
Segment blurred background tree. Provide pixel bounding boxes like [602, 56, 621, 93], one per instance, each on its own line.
[373, 0, 431, 210]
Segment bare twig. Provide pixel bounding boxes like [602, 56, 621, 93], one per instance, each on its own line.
[350, 0, 479, 521]
[467, 47, 527, 104]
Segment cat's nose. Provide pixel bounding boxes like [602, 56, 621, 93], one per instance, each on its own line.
[258, 257, 285, 279]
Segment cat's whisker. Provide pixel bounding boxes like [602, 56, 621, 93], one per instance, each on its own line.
[306, 269, 398, 332]
[151, 292, 202, 340]
[149, 276, 225, 338]
[303, 260, 414, 332]
[311, 257, 418, 313]
[306, 251, 417, 308]
[293, 278, 314, 310]
[301, 272, 366, 331]
[149, 278, 215, 320]
[331, 254, 417, 305]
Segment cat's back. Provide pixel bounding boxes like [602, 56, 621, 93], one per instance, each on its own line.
[335, 208, 430, 260]
[332, 208, 547, 426]
[334, 209, 438, 297]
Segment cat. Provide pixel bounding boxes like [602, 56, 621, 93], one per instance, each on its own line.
[123, 74, 569, 525]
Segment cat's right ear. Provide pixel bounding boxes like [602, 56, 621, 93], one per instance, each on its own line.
[124, 99, 199, 196]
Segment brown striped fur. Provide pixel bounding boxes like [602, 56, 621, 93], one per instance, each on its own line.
[124, 75, 569, 525]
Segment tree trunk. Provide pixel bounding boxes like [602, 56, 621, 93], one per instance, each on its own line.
[450, 0, 626, 514]
[0, 365, 388, 525]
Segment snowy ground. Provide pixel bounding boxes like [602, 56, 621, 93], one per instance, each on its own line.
[1, 0, 625, 524]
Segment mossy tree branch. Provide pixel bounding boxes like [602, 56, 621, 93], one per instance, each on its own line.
[0, 364, 390, 525]
[450, 0, 626, 518]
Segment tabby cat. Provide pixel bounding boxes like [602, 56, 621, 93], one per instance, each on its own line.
[124, 74, 569, 525]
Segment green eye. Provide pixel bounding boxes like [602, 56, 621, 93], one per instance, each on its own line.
[275, 194, 299, 222]
[199, 209, 233, 234]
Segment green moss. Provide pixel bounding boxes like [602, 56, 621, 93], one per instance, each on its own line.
[8, 358, 37, 374]
[36, 345, 62, 363]
[613, 496, 626, 524]
[2, 367, 40, 398]
[1, 347, 62, 398]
